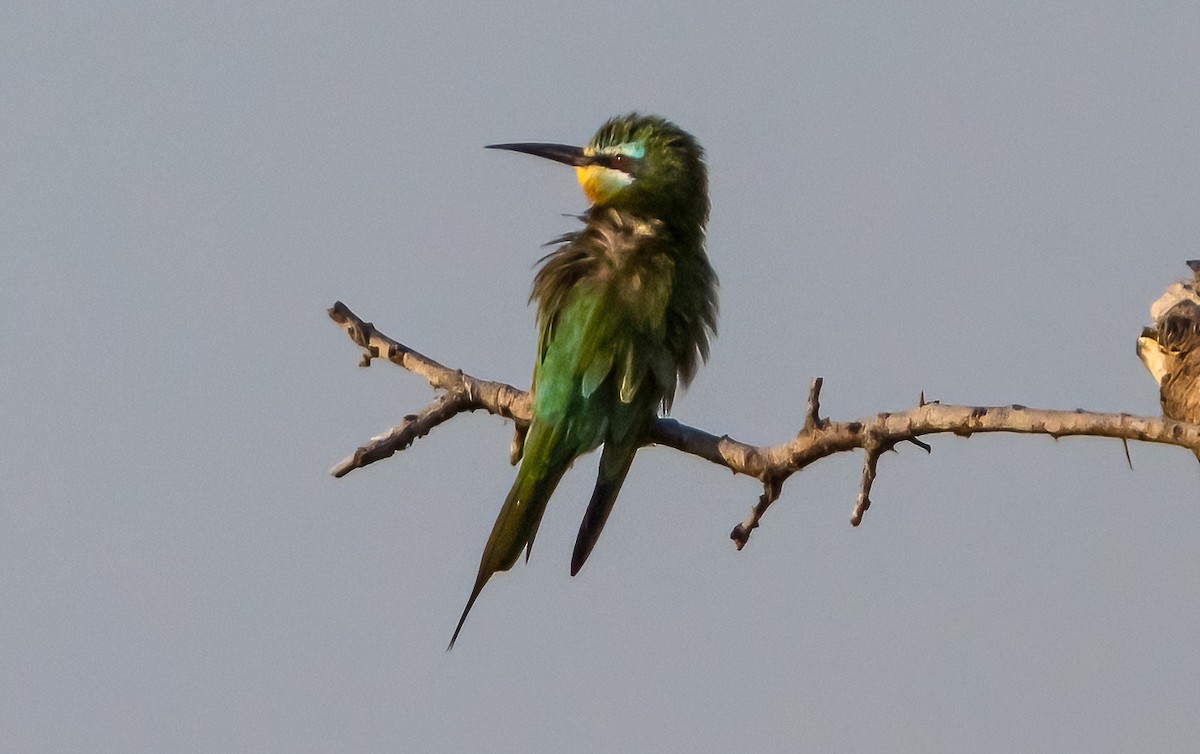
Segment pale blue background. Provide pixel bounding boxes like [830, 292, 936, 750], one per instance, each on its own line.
[4, 2, 1200, 751]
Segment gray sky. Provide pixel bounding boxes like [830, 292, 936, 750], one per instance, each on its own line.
[5, 2, 1200, 751]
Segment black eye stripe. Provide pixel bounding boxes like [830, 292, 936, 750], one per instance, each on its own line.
[601, 153, 633, 172]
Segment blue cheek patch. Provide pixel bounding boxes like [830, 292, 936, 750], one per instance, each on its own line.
[620, 142, 646, 159]
[598, 141, 646, 160]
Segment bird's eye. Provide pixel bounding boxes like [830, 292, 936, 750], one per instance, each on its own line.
[609, 154, 631, 172]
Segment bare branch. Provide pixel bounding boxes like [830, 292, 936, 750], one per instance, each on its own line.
[803, 377, 824, 433]
[730, 477, 783, 550]
[330, 302, 1200, 545]
[851, 435, 886, 527]
[327, 302, 530, 477]
[331, 394, 464, 478]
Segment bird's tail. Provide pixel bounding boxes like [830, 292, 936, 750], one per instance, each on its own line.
[571, 440, 637, 577]
[449, 423, 572, 649]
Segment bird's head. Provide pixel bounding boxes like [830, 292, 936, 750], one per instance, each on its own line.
[1138, 301, 1200, 386]
[487, 113, 708, 225]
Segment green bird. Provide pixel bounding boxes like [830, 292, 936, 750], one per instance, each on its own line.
[449, 113, 718, 648]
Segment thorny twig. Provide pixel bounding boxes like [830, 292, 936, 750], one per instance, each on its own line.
[329, 301, 1200, 547]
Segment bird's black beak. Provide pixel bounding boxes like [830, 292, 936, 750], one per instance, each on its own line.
[486, 142, 594, 167]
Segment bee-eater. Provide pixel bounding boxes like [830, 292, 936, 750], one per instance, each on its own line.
[449, 114, 718, 648]
[1137, 261, 1200, 444]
